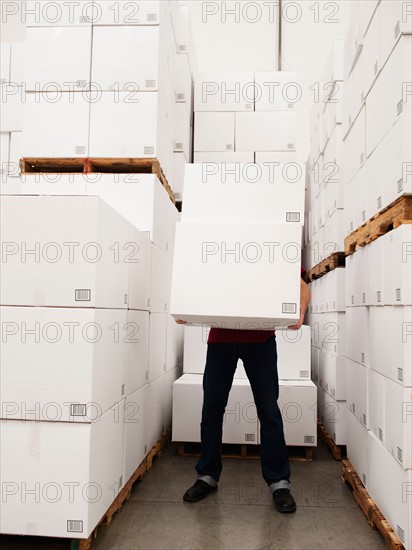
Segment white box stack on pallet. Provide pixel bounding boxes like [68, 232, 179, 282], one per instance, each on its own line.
[171, 162, 317, 448]
[193, 69, 299, 166]
[17, 0, 195, 197]
[343, 3, 412, 548]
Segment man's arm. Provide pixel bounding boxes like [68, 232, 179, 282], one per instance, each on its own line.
[288, 278, 311, 330]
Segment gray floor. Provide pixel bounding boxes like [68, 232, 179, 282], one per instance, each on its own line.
[1, 441, 385, 550]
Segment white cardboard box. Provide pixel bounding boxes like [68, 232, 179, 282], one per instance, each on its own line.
[194, 72, 254, 112]
[194, 112, 235, 152]
[346, 408, 368, 486]
[170, 221, 302, 328]
[172, 374, 259, 444]
[343, 105, 366, 184]
[346, 357, 369, 429]
[86, 174, 176, 252]
[0, 408, 125, 538]
[0, 196, 131, 309]
[381, 225, 412, 305]
[365, 138, 384, 220]
[146, 374, 166, 450]
[254, 71, 298, 111]
[124, 384, 147, 482]
[150, 243, 171, 312]
[345, 248, 367, 307]
[318, 388, 346, 445]
[24, 27, 92, 91]
[384, 376, 412, 469]
[345, 306, 369, 365]
[24, 0, 95, 26]
[148, 313, 167, 383]
[366, 237, 383, 306]
[127, 227, 151, 312]
[174, 51, 192, 105]
[369, 306, 412, 387]
[235, 112, 296, 152]
[0, 306, 127, 422]
[172, 151, 188, 199]
[22, 91, 89, 157]
[125, 310, 149, 397]
[367, 432, 412, 549]
[181, 163, 305, 224]
[163, 366, 182, 432]
[194, 152, 254, 164]
[322, 351, 346, 401]
[368, 367, 386, 444]
[92, 26, 165, 92]
[174, 101, 191, 158]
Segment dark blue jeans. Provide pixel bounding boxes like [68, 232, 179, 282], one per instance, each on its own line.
[195, 336, 290, 486]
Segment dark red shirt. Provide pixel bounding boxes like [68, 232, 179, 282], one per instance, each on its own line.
[207, 266, 307, 344]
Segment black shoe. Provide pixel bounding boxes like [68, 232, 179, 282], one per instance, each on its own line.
[273, 488, 297, 513]
[183, 480, 217, 502]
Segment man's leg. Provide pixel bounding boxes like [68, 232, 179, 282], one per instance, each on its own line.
[184, 342, 238, 501]
[240, 336, 295, 512]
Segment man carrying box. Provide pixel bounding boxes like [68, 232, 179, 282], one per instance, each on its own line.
[176, 267, 310, 513]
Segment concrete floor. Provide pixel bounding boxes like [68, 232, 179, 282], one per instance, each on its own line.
[1, 442, 385, 550]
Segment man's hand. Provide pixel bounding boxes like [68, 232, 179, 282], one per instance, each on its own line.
[175, 319, 187, 325]
[288, 279, 311, 330]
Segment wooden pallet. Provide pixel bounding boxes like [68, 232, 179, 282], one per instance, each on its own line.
[342, 460, 405, 550]
[345, 195, 412, 256]
[305, 252, 346, 283]
[177, 442, 313, 462]
[69, 428, 171, 550]
[317, 421, 346, 460]
[20, 157, 176, 204]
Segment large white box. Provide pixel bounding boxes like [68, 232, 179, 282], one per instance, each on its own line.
[0, 84, 24, 132]
[92, 26, 166, 92]
[345, 306, 369, 365]
[322, 351, 346, 401]
[170, 221, 302, 328]
[194, 72, 254, 112]
[150, 243, 171, 312]
[382, 116, 412, 209]
[381, 225, 412, 305]
[174, 51, 192, 106]
[345, 248, 367, 307]
[194, 152, 254, 164]
[125, 310, 149, 397]
[274, 381, 317, 446]
[181, 163, 305, 224]
[127, 227, 151, 312]
[255, 152, 298, 164]
[323, 124, 344, 218]
[146, 375, 165, 450]
[366, 237, 383, 306]
[384, 377, 412, 469]
[346, 357, 369, 428]
[148, 313, 167, 382]
[0, 196, 130, 309]
[235, 112, 296, 152]
[379, 0, 412, 67]
[0, 409, 125, 538]
[22, 91, 89, 157]
[343, 105, 365, 184]
[172, 151, 188, 199]
[163, 366, 182, 432]
[172, 374, 259, 444]
[346, 408, 368, 487]
[367, 432, 412, 550]
[254, 71, 298, 111]
[93, 0, 167, 25]
[318, 388, 346, 445]
[365, 138, 384, 220]
[369, 306, 412, 387]
[174, 101, 191, 158]
[89, 91, 172, 165]
[24, 27, 92, 91]
[24, 0, 95, 26]
[366, 35, 412, 158]
[323, 208, 345, 255]
[86, 174, 176, 252]
[124, 384, 147, 482]
[194, 112, 235, 152]
[0, 306, 127, 422]
[368, 367, 386, 444]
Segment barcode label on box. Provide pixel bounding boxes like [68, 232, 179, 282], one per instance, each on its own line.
[377, 196, 382, 209]
[333, 432, 336, 441]
[398, 368, 403, 381]
[226, 144, 234, 151]
[378, 428, 383, 441]
[287, 103, 294, 109]
[299, 370, 309, 378]
[397, 178, 403, 192]
[79, 15, 89, 23]
[362, 413, 366, 426]
[119, 475, 123, 488]
[245, 434, 255, 442]
[178, 45, 187, 53]
[145, 80, 156, 88]
[176, 93, 185, 102]
[147, 13, 157, 22]
[377, 291, 381, 303]
[282, 303, 297, 314]
[67, 520, 83, 533]
[71, 404, 87, 417]
[361, 352, 365, 363]
[75, 146, 86, 155]
[144, 146, 155, 155]
[245, 103, 253, 110]
[175, 142, 184, 151]
[362, 293, 366, 304]
[75, 289, 91, 302]
[397, 526, 405, 542]
[362, 473, 366, 485]
[286, 212, 300, 222]
[287, 143, 295, 150]
[76, 80, 87, 88]
[304, 436, 314, 444]
[394, 21, 400, 38]
[396, 288, 401, 301]
[121, 384, 125, 396]
[397, 100, 403, 115]
[397, 447, 403, 462]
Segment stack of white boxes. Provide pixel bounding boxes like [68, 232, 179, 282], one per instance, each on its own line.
[171, 162, 317, 448]
[306, 2, 412, 547]
[9, 0, 195, 196]
[0, 41, 25, 182]
[193, 71, 299, 165]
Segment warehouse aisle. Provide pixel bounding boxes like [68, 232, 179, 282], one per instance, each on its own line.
[0, 442, 386, 549]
